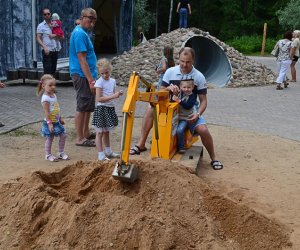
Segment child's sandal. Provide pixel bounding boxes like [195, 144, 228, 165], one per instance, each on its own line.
[57, 152, 70, 160]
[45, 154, 58, 162]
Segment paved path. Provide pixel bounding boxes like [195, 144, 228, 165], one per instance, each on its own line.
[1, 56, 300, 142]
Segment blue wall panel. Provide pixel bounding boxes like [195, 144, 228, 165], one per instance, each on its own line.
[0, 0, 133, 78]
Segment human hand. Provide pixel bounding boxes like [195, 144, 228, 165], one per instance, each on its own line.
[172, 95, 180, 103]
[0, 82, 5, 88]
[49, 34, 56, 39]
[167, 84, 179, 95]
[115, 90, 123, 98]
[187, 113, 199, 124]
[48, 123, 54, 133]
[60, 119, 65, 125]
[43, 47, 50, 55]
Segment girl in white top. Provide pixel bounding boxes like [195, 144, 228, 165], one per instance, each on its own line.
[92, 59, 123, 161]
[290, 30, 300, 82]
[37, 74, 69, 162]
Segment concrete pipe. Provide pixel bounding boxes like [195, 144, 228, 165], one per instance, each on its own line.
[184, 36, 232, 87]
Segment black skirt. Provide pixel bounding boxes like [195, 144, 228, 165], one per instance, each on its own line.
[92, 105, 118, 132]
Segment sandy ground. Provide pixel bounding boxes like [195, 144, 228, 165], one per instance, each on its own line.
[1, 117, 300, 249]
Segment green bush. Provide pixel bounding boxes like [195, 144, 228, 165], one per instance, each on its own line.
[225, 35, 279, 55]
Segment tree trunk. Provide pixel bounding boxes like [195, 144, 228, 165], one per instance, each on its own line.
[168, 0, 173, 32]
[155, 0, 158, 37]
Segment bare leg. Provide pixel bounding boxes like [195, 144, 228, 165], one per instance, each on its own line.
[75, 111, 86, 144]
[194, 124, 216, 161]
[95, 132, 103, 152]
[291, 61, 297, 81]
[103, 131, 110, 148]
[136, 105, 153, 150]
[83, 112, 91, 138]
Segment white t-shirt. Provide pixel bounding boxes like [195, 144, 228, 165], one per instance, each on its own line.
[41, 94, 60, 122]
[37, 20, 61, 51]
[95, 77, 116, 107]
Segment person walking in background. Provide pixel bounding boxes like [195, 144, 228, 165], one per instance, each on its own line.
[92, 59, 123, 161]
[36, 8, 63, 75]
[275, 31, 293, 90]
[137, 26, 147, 44]
[156, 46, 175, 89]
[176, 0, 192, 28]
[290, 30, 300, 82]
[69, 8, 97, 147]
[50, 13, 64, 39]
[37, 74, 69, 162]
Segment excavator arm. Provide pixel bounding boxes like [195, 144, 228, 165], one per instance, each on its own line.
[112, 72, 169, 182]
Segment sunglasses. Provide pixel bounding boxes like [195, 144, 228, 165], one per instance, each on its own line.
[44, 13, 51, 16]
[83, 16, 97, 22]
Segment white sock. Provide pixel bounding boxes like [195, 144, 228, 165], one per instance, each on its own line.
[98, 151, 106, 160]
[105, 147, 112, 155]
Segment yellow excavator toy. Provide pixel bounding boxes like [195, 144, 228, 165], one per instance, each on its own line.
[112, 71, 199, 182]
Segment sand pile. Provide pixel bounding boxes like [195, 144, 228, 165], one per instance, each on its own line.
[112, 28, 275, 88]
[0, 159, 291, 249]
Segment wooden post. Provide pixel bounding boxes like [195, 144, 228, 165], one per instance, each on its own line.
[261, 23, 267, 55]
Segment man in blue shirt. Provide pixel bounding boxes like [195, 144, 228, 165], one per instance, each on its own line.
[69, 8, 97, 147]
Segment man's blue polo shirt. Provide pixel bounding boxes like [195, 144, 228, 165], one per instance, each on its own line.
[69, 26, 97, 79]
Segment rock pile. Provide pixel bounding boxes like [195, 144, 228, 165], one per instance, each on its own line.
[111, 28, 276, 87]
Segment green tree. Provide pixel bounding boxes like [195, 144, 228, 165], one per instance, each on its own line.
[277, 0, 300, 29]
[133, 0, 155, 36]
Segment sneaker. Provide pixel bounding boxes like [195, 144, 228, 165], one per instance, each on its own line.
[178, 149, 186, 154]
[98, 156, 110, 161]
[45, 154, 58, 162]
[106, 152, 120, 159]
[57, 152, 70, 160]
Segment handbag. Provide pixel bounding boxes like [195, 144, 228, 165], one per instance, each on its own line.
[271, 42, 279, 57]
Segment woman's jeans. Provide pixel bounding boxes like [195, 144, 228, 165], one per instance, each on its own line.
[177, 120, 188, 150]
[179, 8, 188, 28]
[276, 59, 292, 84]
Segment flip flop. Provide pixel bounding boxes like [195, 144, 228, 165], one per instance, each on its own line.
[87, 132, 96, 140]
[75, 139, 95, 147]
[129, 145, 147, 155]
[211, 160, 223, 170]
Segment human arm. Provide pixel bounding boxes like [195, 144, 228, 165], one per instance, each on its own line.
[176, 2, 181, 13]
[187, 93, 207, 123]
[96, 87, 123, 103]
[156, 58, 167, 74]
[42, 101, 54, 132]
[188, 3, 192, 14]
[77, 52, 96, 94]
[36, 33, 49, 55]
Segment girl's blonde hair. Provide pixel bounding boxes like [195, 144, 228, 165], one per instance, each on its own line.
[293, 30, 300, 38]
[97, 58, 112, 73]
[36, 74, 55, 96]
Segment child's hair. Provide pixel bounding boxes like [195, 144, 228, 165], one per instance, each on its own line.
[97, 58, 112, 73]
[52, 13, 60, 21]
[36, 74, 55, 96]
[164, 46, 175, 68]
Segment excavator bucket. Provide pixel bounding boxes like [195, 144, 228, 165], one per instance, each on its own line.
[112, 162, 139, 183]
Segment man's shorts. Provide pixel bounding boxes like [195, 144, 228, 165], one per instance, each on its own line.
[188, 115, 206, 135]
[72, 74, 95, 112]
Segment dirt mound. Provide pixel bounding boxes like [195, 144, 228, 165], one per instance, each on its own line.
[0, 159, 291, 249]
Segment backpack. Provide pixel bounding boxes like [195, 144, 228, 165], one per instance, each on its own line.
[271, 42, 279, 57]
